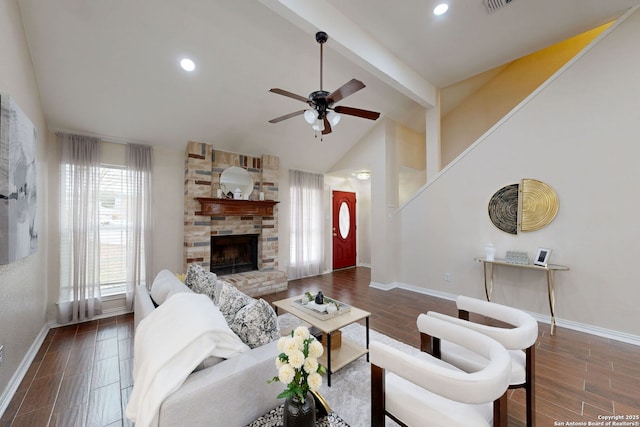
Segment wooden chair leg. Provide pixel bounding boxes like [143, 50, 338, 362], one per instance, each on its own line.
[371, 364, 386, 427]
[420, 332, 441, 358]
[420, 332, 431, 353]
[526, 346, 536, 426]
[493, 392, 508, 427]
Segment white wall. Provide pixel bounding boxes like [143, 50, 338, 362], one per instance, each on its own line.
[151, 146, 184, 274]
[329, 120, 396, 273]
[393, 8, 640, 336]
[0, 0, 48, 402]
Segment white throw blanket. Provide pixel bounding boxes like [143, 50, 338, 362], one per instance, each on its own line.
[126, 292, 249, 427]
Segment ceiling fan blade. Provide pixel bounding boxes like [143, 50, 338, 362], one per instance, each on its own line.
[269, 88, 309, 103]
[268, 110, 306, 123]
[328, 79, 365, 104]
[322, 116, 332, 135]
[334, 106, 380, 121]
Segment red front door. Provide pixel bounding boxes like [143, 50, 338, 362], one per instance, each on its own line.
[332, 191, 357, 270]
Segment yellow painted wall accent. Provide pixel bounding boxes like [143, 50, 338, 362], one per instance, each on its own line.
[441, 23, 612, 166]
[395, 124, 425, 205]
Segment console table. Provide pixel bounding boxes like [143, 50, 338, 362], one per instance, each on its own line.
[474, 258, 569, 335]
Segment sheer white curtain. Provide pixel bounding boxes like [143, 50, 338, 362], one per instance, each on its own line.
[289, 170, 325, 279]
[126, 143, 153, 308]
[58, 133, 102, 323]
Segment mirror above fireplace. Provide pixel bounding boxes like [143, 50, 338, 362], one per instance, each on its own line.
[220, 166, 253, 199]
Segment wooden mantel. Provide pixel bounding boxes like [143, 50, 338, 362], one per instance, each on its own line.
[196, 198, 279, 216]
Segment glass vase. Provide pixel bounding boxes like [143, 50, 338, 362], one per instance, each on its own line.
[283, 392, 316, 427]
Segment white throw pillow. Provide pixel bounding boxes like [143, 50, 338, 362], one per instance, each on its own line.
[150, 270, 191, 305]
[229, 299, 280, 349]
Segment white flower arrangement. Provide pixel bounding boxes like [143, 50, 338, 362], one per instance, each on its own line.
[268, 325, 326, 402]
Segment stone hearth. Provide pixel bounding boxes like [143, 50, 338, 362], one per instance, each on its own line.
[183, 141, 287, 297]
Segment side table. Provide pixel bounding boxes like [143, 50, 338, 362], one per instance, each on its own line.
[474, 257, 569, 335]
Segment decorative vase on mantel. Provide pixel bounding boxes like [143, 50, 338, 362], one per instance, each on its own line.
[283, 392, 316, 427]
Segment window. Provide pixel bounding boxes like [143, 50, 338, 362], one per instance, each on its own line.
[99, 165, 128, 295]
[289, 170, 325, 279]
[60, 164, 131, 297]
[58, 135, 152, 322]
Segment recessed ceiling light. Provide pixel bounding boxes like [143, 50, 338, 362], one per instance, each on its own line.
[433, 3, 449, 15]
[180, 58, 195, 72]
[355, 171, 371, 180]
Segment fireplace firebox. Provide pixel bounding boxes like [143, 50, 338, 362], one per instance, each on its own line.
[210, 234, 258, 276]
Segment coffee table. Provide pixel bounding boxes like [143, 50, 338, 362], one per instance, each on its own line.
[272, 295, 370, 387]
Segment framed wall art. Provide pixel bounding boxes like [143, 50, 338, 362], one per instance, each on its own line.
[0, 93, 38, 265]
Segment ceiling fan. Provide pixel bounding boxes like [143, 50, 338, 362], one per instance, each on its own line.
[268, 31, 381, 136]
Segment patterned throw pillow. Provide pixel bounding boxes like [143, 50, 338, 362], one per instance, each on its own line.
[214, 280, 227, 305]
[229, 299, 280, 349]
[184, 263, 218, 301]
[184, 263, 202, 289]
[216, 282, 255, 324]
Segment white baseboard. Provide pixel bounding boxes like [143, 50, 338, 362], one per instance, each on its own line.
[46, 307, 132, 330]
[0, 324, 49, 418]
[370, 281, 640, 347]
[369, 281, 395, 291]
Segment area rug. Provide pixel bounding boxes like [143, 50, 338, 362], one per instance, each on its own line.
[248, 405, 350, 427]
[277, 314, 423, 427]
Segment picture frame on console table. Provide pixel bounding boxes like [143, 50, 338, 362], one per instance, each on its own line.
[534, 247, 551, 267]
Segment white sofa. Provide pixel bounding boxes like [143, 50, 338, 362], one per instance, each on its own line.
[133, 270, 281, 427]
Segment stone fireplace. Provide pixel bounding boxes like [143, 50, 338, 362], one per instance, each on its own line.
[183, 141, 287, 296]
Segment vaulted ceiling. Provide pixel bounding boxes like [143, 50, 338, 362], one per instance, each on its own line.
[17, 0, 640, 172]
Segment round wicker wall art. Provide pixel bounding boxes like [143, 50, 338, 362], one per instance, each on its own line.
[488, 179, 559, 234]
[520, 178, 559, 232]
[488, 184, 519, 235]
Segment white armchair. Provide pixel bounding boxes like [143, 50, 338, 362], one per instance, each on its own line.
[426, 295, 539, 426]
[370, 315, 512, 427]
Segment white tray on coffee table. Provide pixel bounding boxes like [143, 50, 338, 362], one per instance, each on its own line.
[291, 298, 351, 320]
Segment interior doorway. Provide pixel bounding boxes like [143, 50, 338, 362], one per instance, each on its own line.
[332, 190, 356, 270]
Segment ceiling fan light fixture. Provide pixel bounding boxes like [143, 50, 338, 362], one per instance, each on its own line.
[268, 31, 380, 137]
[304, 109, 316, 124]
[312, 119, 325, 132]
[327, 111, 341, 127]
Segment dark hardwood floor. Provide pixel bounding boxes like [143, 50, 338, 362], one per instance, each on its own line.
[2, 267, 639, 426]
[1, 312, 134, 427]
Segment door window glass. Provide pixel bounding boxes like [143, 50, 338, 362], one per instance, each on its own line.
[339, 202, 350, 239]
